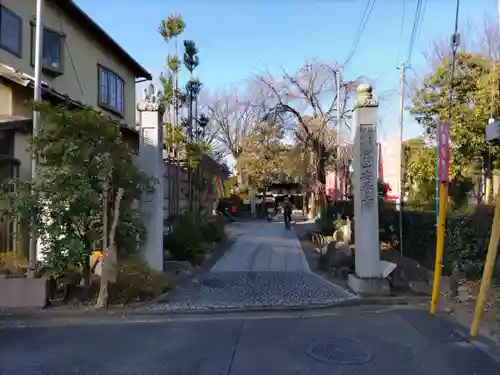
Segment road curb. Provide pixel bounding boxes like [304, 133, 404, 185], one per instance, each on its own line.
[134, 295, 429, 315]
[0, 295, 430, 324]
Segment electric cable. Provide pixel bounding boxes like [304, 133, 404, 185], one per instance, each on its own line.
[344, 0, 376, 66]
[446, 0, 461, 126]
[396, 0, 407, 64]
[406, 0, 423, 65]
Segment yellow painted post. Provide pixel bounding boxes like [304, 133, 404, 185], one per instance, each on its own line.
[485, 178, 491, 204]
[430, 182, 448, 315]
[470, 188, 500, 339]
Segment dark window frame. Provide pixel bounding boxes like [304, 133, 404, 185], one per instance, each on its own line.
[97, 65, 125, 117]
[0, 6, 22, 58]
[30, 21, 65, 76]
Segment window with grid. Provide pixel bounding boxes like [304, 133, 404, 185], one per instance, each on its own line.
[30, 25, 64, 74]
[0, 6, 22, 57]
[98, 66, 124, 116]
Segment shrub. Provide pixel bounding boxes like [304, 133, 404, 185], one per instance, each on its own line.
[200, 218, 226, 243]
[0, 251, 27, 277]
[379, 203, 493, 276]
[315, 217, 334, 235]
[328, 200, 354, 219]
[163, 213, 203, 263]
[114, 258, 170, 303]
[446, 206, 492, 278]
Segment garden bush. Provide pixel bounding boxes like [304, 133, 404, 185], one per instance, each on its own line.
[380, 203, 493, 276]
[164, 213, 228, 264]
[163, 213, 203, 263]
[314, 217, 335, 235]
[322, 198, 493, 277]
[114, 257, 170, 303]
[200, 217, 226, 243]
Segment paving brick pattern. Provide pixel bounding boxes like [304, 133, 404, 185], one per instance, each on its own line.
[141, 271, 355, 313]
[139, 217, 356, 313]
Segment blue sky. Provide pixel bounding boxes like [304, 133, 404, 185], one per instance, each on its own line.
[77, 0, 494, 140]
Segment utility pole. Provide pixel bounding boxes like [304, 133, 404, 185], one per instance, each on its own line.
[29, 0, 45, 268]
[397, 61, 406, 257]
[336, 68, 342, 204]
[486, 0, 500, 203]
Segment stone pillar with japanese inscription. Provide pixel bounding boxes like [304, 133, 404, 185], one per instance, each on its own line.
[136, 84, 165, 271]
[348, 84, 392, 295]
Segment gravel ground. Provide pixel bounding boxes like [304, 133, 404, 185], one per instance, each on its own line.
[138, 270, 356, 313]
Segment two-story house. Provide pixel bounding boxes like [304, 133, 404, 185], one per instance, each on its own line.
[0, 0, 151, 251]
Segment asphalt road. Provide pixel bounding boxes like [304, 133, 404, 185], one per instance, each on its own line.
[1, 307, 498, 375]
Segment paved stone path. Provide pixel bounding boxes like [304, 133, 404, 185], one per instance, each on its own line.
[139, 217, 356, 313]
[212, 220, 310, 272]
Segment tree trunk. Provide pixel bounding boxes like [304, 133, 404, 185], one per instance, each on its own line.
[309, 191, 317, 219]
[475, 178, 483, 205]
[235, 161, 244, 192]
[258, 188, 268, 217]
[484, 154, 493, 204]
[95, 188, 124, 309]
[187, 81, 194, 212]
[493, 173, 500, 199]
[167, 105, 173, 220]
[174, 37, 180, 217]
[313, 143, 327, 219]
[81, 253, 91, 299]
[80, 229, 93, 299]
[302, 191, 309, 217]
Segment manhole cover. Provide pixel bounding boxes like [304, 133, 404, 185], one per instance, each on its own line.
[200, 276, 237, 289]
[306, 338, 374, 365]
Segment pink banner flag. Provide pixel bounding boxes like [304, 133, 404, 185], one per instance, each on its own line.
[438, 122, 450, 183]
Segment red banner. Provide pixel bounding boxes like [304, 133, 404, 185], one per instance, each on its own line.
[438, 122, 450, 183]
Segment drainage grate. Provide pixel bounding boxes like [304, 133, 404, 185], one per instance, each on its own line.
[306, 338, 374, 365]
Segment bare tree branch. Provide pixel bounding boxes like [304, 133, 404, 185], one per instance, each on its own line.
[204, 85, 263, 160]
[254, 59, 359, 152]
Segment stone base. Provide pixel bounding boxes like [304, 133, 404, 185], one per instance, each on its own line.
[0, 277, 49, 308]
[347, 274, 391, 296]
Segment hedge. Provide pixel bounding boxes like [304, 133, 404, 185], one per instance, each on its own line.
[326, 200, 494, 277]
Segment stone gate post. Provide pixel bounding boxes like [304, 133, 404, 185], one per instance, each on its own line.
[348, 83, 392, 295]
[136, 84, 165, 271]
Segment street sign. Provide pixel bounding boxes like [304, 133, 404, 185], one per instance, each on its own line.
[438, 122, 450, 183]
[486, 119, 500, 142]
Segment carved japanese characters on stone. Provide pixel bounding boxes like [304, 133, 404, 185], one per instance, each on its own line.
[359, 124, 376, 212]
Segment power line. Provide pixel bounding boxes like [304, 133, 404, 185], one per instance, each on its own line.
[435, 0, 460, 216]
[396, 0, 407, 64]
[57, 14, 85, 101]
[406, 0, 424, 65]
[414, 0, 428, 53]
[446, 0, 461, 123]
[344, 0, 376, 66]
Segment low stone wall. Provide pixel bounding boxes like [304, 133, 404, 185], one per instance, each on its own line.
[0, 277, 49, 308]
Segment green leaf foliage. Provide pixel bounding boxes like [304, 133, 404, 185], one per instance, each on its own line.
[1, 102, 154, 276]
[410, 52, 500, 174]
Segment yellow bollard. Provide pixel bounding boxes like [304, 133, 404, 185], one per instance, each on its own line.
[430, 183, 448, 315]
[470, 189, 500, 339]
[485, 178, 491, 204]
